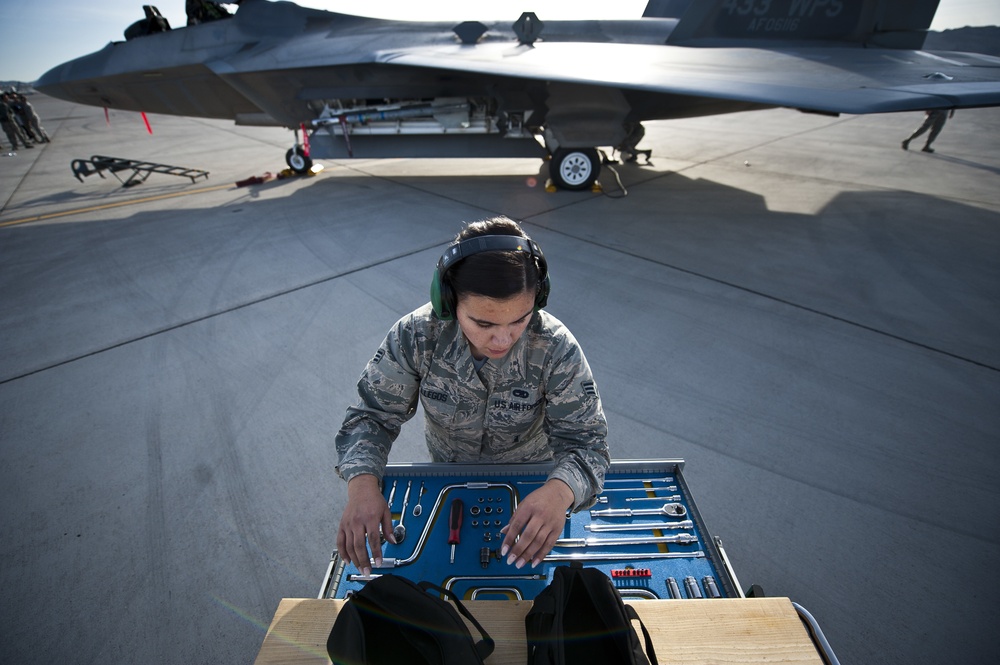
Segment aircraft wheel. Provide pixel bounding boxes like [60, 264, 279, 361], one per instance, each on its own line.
[286, 146, 313, 174]
[550, 148, 600, 190]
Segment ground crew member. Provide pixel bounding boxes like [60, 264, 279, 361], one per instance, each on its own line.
[902, 109, 954, 153]
[1, 93, 33, 150]
[335, 216, 610, 576]
[16, 95, 49, 143]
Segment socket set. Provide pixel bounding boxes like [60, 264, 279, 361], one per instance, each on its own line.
[320, 459, 741, 602]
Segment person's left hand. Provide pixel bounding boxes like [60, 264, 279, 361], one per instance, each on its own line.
[499, 478, 574, 568]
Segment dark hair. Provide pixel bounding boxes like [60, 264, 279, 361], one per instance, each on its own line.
[448, 216, 541, 301]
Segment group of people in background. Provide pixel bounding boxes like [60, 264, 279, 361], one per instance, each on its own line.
[1, 91, 49, 152]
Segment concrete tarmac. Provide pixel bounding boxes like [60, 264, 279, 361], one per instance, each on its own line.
[1, 95, 998, 664]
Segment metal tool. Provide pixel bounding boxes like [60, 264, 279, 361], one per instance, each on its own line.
[470, 587, 523, 600]
[369, 481, 518, 569]
[666, 577, 681, 599]
[392, 480, 412, 544]
[589, 503, 687, 519]
[442, 574, 545, 597]
[586, 520, 694, 532]
[518, 476, 675, 487]
[449, 498, 463, 564]
[611, 568, 651, 579]
[625, 494, 681, 503]
[604, 476, 674, 485]
[554, 533, 697, 548]
[619, 588, 659, 599]
[386, 479, 397, 509]
[412, 482, 426, 517]
[684, 576, 703, 599]
[544, 550, 705, 563]
[703, 576, 722, 598]
[600, 485, 678, 494]
[379, 480, 398, 545]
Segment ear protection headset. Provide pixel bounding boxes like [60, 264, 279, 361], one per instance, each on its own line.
[430, 234, 550, 320]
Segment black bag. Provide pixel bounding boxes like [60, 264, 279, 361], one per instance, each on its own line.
[525, 564, 659, 665]
[326, 575, 495, 665]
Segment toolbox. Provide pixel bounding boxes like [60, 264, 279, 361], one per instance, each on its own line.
[320, 459, 744, 602]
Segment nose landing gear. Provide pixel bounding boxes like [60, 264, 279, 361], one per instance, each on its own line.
[285, 145, 313, 174]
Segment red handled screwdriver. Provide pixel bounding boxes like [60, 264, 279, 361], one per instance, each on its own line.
[448, 498, 463, 564]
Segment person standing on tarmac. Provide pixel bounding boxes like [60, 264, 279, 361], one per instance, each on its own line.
[902, 108, 954, 153]
[335, 216, 610, 576]
[16, 94, 49, 143]
[1, 93, 33, 150]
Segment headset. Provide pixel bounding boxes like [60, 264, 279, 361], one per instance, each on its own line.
[430, 234, 551, 320]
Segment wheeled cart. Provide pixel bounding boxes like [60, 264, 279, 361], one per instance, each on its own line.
[254, 459, 840, 664]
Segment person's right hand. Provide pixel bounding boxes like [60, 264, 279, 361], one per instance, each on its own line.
[336, 474, 394, 576]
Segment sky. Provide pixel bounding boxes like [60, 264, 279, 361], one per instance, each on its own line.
[2, 0, 998, 83]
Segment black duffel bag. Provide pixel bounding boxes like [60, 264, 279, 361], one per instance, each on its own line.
[327, 575, 495, 665]
[525, 563, 659, 665]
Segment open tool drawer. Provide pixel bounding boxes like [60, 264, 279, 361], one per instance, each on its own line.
[320, 459, 743, 602]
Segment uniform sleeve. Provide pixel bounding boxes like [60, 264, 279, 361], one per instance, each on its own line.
[543, 331, 610, 511]
[335, 315, 422, 484]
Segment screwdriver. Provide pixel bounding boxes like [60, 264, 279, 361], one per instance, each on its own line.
[448, 498, 463, 564]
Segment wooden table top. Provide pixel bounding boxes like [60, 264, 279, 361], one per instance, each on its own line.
[254, 596, 824, 664]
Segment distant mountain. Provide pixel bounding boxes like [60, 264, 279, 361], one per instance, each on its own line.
[924, 26, 1000, 57]
[1, 81, 36, 93]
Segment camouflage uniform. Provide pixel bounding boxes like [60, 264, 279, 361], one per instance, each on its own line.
[336, 303, 610, 511]
[1, 97, 32, 149]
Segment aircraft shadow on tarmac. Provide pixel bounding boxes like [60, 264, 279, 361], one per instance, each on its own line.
[3, 170, 998, 382]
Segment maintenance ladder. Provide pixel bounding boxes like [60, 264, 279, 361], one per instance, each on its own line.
[71, 155, 209, 187]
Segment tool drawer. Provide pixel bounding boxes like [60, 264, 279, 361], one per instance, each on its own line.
[321, 459, 742, 602]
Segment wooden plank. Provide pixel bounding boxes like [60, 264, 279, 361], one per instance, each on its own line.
[254, 597, 824, 665]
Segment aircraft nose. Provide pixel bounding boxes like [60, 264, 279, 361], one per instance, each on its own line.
[36, 63, 66, 90]
[35, 43, 115, 103]
[36, 63, 76, 103]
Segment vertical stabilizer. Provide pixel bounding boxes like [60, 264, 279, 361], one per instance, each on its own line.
[664, 0, 941, 49]
[642, 0, 694, 18]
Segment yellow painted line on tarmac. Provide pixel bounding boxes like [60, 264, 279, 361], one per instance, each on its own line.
[0, 183, 235, 228]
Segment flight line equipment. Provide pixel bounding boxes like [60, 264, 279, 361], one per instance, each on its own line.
[70, 155, 209, 187]
[320, 460, 739, 603]
[260, 459, 841, 664]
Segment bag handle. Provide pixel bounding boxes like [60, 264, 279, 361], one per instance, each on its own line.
[419, 581, 496, 660]
[625, 604, 659, 665]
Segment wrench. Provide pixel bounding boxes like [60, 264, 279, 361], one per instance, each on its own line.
[392, 480, 412, 544]
[554, 533, 698, 548]
[386, 479, 397, 510]
[412, 482, 426, 517]
[585, 520, 694, 532]
[590, 503, 687, 519]
[625, 494, 681, 503]
[544, 550, 705, 563]
[603, 476, 675, 484]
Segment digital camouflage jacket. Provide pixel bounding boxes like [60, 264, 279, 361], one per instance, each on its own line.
[335, 303, 609, 510]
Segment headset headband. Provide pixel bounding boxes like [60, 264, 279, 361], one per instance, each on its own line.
[437, 235, 546, 279]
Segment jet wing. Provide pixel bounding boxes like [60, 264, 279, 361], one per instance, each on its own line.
[377, 41, 1000, 115]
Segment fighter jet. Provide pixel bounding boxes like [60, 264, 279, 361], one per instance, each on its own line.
[37, 0, 1000, 190]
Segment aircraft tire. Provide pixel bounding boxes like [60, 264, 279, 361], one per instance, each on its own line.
[550, 148, 600, 190]
[286, 146, 313, 174]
